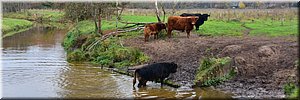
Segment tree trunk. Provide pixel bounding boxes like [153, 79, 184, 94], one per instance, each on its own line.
[93, 8, 98, 34]
[155, 0, 161, 22]
[160, 3, 166, 22]
[172, 0, 178, 15]
[98, 14, 102, 35]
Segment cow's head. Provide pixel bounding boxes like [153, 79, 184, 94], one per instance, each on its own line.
[157, 22, 166, 30]
[188, 16, 199, 25]
[168, 62, 178, 73]
[156, 22, 167, 32]
[201, 14, 210, 21]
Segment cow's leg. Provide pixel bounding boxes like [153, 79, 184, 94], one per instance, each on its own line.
[186, 30, 191, 38]
[167, 27, 172, 38]
[137, 78, 144, 88]
[195, 25, 200, 31]
[154, 33, 158, 39]
[160, 78, 164, 87]
[143, 80, 147, 87]
[144, 34, 149, 42]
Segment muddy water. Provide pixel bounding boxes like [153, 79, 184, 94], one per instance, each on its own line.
[2, 27, 232, 99]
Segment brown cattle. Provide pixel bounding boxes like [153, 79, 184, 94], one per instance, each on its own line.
[144, 22, 166, 42]
[167, 16, 199, 38]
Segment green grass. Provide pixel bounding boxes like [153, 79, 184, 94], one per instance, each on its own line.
[121, 15, 165, 23]
[121, 15, 296, 37]
[2, 18, 33, 38]
[284, 82, 299, 99]
[244, 19, 298, 36]
[62, 20, 127, 50]
[196, 20, 245, 36]
[3, 9, 65, 22]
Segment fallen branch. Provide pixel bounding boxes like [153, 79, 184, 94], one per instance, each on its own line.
[120, 21, 154, 25]
[86, 27, 144, 51]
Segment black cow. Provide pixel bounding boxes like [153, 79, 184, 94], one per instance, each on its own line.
[180, 13, 210, 31]
[133, 62, 178, 88]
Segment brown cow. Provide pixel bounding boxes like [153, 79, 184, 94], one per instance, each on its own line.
[144, 22, 166, 42]
[167, 16, 199, 38]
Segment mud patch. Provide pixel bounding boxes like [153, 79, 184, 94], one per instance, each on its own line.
[124, 33, 298, 98]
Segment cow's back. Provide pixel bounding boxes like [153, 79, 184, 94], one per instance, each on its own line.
[137, 63, 175, 81]
[167, 16, 187, 30]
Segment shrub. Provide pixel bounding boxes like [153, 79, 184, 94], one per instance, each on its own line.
[67, 49, 87, 62]
[194, 57, 236, 87]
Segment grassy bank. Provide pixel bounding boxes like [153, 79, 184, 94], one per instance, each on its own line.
[3, 9, 65, 22]
[3, 9, 69, 38]
[63, 20, 149, 70]
[2, 18, 33, 38]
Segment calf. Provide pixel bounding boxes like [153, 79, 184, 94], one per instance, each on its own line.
[133, 62, 178, 88]
[167, 16, 198, 38]
[144, 22, 166, 42]
[180, 13, 210, 30]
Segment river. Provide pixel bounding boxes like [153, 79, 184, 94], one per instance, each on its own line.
[2, 27, 232, 99]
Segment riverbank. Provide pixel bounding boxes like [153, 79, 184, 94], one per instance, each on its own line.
[123, 34, 298, 98]
[2, 18, 33, 38]
[62, 20, 149, 72]
[3, 9, 65, 22]
[62, 13, 298, 98]
[2, 9, 68, 38]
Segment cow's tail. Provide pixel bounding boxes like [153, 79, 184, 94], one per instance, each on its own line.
[133, 69, 139, 87]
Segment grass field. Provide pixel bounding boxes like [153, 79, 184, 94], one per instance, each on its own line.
[3, 9, 65, 22]
[244, 19, 298, 36]
[2, 18, 33, 38]
[120, 14, 298, 37]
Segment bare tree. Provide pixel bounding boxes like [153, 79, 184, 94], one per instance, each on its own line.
[160, 3, 166, 22]
[172, 0, 178, 15]
[115, 1, 126, 33]
[155, 0, 162, 22]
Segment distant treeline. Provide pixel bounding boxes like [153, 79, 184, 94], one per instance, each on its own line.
[2, 2, 64, 13]
[127, 2, 299, 9]
[2, 2, 299, 13]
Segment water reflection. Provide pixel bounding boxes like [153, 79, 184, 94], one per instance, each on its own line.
[2, 27, 68, 97]
[133, 84, 232, 99]
[57, 63, 133, 98]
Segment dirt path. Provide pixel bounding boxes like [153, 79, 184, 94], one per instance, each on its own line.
[123, 32, 298, 98]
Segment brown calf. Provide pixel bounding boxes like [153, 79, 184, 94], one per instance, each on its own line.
[144, 22, 166, 42]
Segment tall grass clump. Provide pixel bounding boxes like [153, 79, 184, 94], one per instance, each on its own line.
[194, 57, 236, 87]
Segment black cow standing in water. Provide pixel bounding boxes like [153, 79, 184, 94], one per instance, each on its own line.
[180, 13, 210, 31]
[133, 62, 178, 88]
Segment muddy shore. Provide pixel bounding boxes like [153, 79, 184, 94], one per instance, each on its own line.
[123, 33, 298, 98]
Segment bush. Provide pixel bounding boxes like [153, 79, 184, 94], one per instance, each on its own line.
[67, 49, 87, 62]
